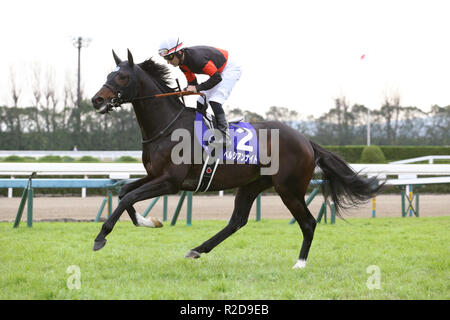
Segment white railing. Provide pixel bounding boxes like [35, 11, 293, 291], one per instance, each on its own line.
[349, 164, 450, 176]
[0, 150, 141, 161]
[0, 162, 146, 198]
[389, 155, 450, 164]
[2, 162, 450, 198]
[2, 162, 449, 178]
[0, 162, 146, 177]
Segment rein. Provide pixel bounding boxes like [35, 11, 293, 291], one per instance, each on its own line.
[126, 90, 205, 104]
[100, 90, 206, 144]
[100, 89, 205, 112]
[139, 91, 206, 144]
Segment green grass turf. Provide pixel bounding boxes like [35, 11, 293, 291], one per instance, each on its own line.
[0, 217, 448, 299]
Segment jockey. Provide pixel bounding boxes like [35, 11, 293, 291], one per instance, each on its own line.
[158, 37, 241, 146]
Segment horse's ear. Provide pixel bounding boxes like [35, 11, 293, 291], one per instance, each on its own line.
[112, 50, 122, 65]
[127, 49, 134, 67]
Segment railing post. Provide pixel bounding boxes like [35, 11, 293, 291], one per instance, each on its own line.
[143, 197, 160, 218]
[82, 175, 87, 198]
[163, 195, 168, 221]
[171, 191, 187, 226]
[316, 202, 326, 223]
[27, 187, 34, 228]
[372, 196, 376, 218]
[13, 186, 29, 228]
[95, 197, 107, 222]
[401, 190, 406, 217]
[415, 192, 420, 217]
[8, 176, 14, 198]
[330, 201, 336, 224]
[13, 172, 35, 228]
[408, 185, 413, 217]
[186, 192, 193, 226]
[256, 194, 261, 221]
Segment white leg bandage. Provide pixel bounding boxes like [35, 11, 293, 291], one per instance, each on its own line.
[292, 259, 307, 269]
[135, 213, 163, 228]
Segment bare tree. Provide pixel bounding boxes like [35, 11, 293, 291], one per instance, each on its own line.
[28, 63, 44, 132]
[62, 71, 78, 130]
[9, 66, 21, 107]
[42, 66, 57, 132]
[225, 107, 244, 120]
[327, 96, 354, 145]
[265, 106, 299, 122]
[378, 91, 401, 144]
[31, 63, 42, 108]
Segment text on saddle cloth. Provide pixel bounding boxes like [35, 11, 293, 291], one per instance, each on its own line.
[194, 112, 259, 165]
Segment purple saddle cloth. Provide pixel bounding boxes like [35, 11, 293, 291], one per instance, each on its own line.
[194, 112, 259, 164]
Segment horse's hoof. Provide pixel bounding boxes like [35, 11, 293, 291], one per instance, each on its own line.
[184, 250, 201, 259]
[93, 239, 107, 251]
[152, 217, 163, 228]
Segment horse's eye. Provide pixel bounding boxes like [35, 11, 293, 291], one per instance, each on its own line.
[118, 73, 128, 81]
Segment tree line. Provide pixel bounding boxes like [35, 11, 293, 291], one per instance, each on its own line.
[0, 100, 141, 150]
[1, 93, 449, 150]
[227, 95, 449, 146]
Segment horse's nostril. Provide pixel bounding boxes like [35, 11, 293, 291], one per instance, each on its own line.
[93, 96, 104, 105]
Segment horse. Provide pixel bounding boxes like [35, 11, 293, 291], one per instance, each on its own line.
[90, 49, 383, 269]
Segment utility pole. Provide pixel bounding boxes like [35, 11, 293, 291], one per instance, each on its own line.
[72, 36, 91, 109]
[367, 109, 371, 146]
[71, 36, 91, 148]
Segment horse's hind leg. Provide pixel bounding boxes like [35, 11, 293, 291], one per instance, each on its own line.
[279, 191, 316, 269]
[186, 177, 272, 259]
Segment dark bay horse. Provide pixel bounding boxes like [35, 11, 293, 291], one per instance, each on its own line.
[91, 49, 382, 269]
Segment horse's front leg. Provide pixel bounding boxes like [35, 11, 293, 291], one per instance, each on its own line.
[118, 176, 152, 226]
[93, 177, 178, 251]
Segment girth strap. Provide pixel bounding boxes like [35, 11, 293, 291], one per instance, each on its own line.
[194, 155, 220, 193]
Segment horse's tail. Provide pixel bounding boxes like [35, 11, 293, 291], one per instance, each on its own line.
[309, 140, 384, 216]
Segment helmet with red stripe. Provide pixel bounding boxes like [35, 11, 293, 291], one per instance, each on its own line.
[158, 37, 184, 57]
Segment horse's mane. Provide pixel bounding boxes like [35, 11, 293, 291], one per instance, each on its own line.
[138, 58, 173, 90]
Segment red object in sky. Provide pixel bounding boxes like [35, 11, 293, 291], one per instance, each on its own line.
[360, 54, 366, 60]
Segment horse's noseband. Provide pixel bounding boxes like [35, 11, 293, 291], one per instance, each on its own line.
[98, 83, 125, 114]
[98, 67, 139, 114]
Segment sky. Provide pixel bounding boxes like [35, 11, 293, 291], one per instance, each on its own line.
[1, 0, 450, 118]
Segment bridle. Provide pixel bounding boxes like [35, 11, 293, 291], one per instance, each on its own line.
[98, 83, 124, 113]
[99, 80, 206, 144]
[100, 86, 205, 112]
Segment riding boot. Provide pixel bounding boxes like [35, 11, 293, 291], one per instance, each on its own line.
[196, 101, 208, 114]
[208, 101, 231, 146]
[214, 113, 232, 146]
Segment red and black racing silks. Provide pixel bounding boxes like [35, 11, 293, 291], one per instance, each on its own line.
[179, 46, 228, 92]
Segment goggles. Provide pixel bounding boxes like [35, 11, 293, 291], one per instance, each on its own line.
[163, 53, 176, 61]
[158, 40, 183, 59]
[158, 48, 170, 57]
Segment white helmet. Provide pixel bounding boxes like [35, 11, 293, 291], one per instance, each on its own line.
[158, 37, 184, 57]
